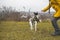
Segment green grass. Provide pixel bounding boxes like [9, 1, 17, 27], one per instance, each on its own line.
[0, 21, 60, 40]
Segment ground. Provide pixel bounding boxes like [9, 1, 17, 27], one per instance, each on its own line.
[0, 21, 60, 40]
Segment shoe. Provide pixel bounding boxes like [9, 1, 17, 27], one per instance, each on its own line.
[51, 31, 60, 36]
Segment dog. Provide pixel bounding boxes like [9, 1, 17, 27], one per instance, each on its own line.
[29, 12, 39, 31]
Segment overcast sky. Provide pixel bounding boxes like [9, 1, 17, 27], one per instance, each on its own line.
[0, 0, 55, 12]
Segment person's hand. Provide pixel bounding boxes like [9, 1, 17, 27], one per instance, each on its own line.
[41, 10, 45, 12]
[41, 10, 45, 13]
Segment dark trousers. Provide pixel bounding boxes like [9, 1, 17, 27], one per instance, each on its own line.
[51, 17, 60, 31]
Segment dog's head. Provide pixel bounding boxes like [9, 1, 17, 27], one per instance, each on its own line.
[34, 12, 38, 15]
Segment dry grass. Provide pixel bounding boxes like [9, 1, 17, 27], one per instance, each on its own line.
[0, 21, 60, 40]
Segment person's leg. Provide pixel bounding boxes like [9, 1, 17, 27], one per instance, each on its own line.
[51, 17, 60, 35]
[51, 17, 60, 31]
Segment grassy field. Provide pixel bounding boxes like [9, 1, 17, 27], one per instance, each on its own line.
[0, 21, 60, 40]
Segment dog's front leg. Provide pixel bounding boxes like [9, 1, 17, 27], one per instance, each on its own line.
[35, 21, 37, 32]
[29, 21, 33, 30]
